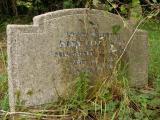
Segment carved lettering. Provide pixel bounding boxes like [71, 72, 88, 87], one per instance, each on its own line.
[59, 40, 81, 48]
[53, 32, 120, 74]
[53, 51, 95, 57]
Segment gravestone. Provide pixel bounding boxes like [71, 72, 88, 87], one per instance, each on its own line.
[7, 8, 148, 111]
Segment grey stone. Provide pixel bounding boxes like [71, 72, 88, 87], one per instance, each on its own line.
[7, 8, 148, 111]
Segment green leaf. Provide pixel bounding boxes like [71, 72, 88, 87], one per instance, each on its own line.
[120, 5, 127, 14]
[99, 88, 111, 100]
[154, 77, 160, 92]
[145, 110, 155, 117]
[0, 93, 9, 111]
[150, 98, 160, 107]
[63, 0, 74, 8]
[105, 101, 117, 112]
[132, 0, 140, 6]
[134, 112, 144, 119]
[112, 25, 121, 34]
[130, 0, 142, 19]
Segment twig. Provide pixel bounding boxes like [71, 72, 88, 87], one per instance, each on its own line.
[97, 8, 158, 94]
[113, 17, 148, 73]
[29, 109, 60, 113]
[106, 0, 126, 26]
[1, 110, 69, 120]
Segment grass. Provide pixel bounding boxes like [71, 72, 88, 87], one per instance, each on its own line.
[141, 19, 160, 78]
[0, 74, 8, 111]
[0, 18, 160, 119]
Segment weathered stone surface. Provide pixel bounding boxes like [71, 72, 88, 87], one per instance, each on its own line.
[7, 8, 148, 111]
[128, 30, 148, 87]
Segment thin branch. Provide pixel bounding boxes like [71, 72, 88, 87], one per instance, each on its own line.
[0, 110, 69, 119]
[97, 8, 158, 93]
[106, 0, 126, 26]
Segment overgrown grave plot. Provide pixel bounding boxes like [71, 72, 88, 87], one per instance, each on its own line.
[4, 8, 149, 119]
[1, 69, 160, 120]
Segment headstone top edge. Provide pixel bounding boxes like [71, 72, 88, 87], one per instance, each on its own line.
[7, 25, 35, 31]
[7, 8, 123, 33]
[7, 25, 34, 28]
[7, 25, 39, 35]
[33, 8, 121, 25]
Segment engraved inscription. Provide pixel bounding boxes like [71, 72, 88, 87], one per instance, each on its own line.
[51, 32, 120, 74]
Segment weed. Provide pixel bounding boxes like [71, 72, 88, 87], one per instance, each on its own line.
[68, 72, 89, 108]
[141, 20, 160, 80]
[0, 74, 9, 111]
